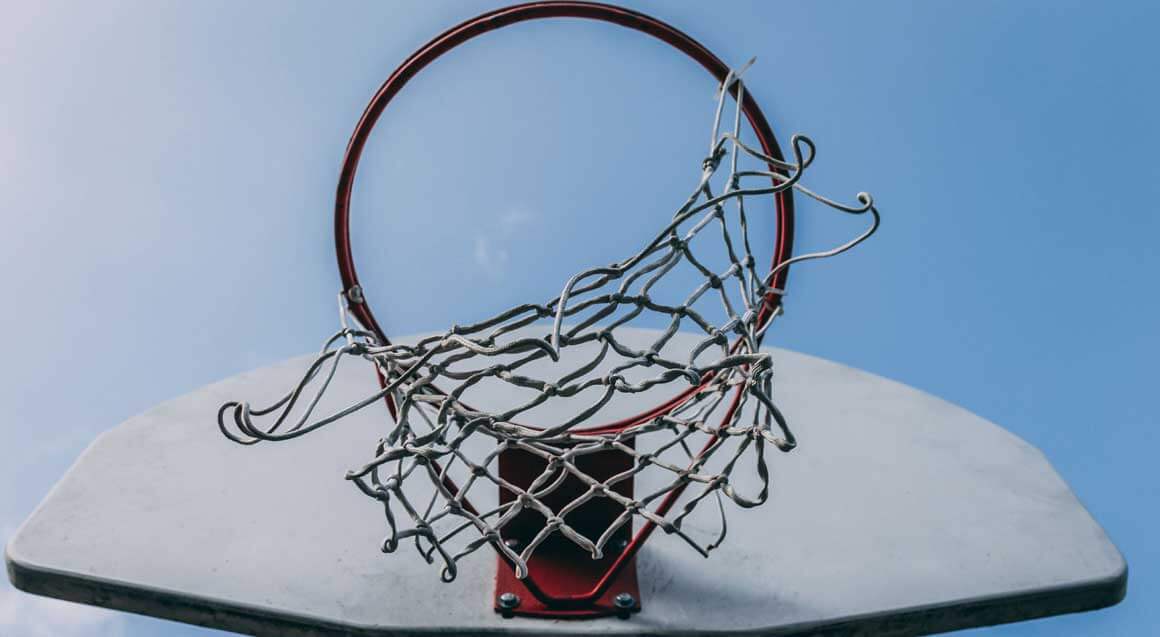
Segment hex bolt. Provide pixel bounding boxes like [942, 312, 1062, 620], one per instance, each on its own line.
[613, 592, 636, 618]
[497, 592, 520, 618]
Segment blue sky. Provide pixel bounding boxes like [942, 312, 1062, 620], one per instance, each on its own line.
[1, 1, 1156, 635]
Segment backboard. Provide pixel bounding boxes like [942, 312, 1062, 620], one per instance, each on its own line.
[5, 327, 1126, 635]
[5, 2, 1127, 634]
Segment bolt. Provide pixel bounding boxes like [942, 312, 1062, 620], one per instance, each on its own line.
[497, 592, 520, 618]
[613, 592, 636, 618]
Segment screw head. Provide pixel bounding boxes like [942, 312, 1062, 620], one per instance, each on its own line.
[498, 592, 520, 609]
[613, 592, 636, 609]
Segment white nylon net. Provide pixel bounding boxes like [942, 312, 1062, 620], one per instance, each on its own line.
[219, 68, 879, 581]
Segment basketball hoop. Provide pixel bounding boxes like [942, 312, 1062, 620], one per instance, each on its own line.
[218, 0, 878, 619]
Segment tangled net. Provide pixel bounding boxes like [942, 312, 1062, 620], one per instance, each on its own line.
[219, 67, 879, 582]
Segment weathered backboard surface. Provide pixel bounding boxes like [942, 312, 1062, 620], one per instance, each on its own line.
[5, 328, 1126, 635]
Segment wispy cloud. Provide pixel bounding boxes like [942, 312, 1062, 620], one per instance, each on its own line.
[500, 209, 533, 227]
[472, 208, 535, 277]
[473, 236, 510, 275]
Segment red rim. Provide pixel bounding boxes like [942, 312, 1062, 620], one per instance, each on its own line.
[335, 0, 795, 358]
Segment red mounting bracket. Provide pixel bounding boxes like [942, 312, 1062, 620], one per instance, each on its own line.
[494, 443, 642, 619]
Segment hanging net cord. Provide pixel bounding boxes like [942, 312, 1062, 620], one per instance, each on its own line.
[219, 68, 880, 582]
